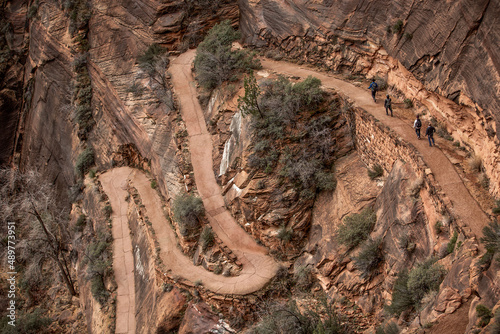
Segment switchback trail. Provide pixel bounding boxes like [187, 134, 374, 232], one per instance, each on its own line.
[258, 58, 489, 242]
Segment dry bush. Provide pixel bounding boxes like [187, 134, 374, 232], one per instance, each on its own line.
[467, 154, 482, 173]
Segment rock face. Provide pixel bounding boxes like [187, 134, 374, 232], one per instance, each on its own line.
[239, 0, 500, 196]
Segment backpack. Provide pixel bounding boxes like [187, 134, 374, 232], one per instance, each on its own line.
[371, 82, 378, 91]
[415, 119, 421, 128]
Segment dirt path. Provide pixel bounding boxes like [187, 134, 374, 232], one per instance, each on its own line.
[100, 168, 136, 334]
[259, 58, 489, 242]
[100, 165, 278, 295]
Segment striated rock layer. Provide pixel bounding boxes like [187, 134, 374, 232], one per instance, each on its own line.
[239, 0, 500, 196]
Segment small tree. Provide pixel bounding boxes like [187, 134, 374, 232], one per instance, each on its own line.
[0, 169, 77, 296]
[238, 72, 263, 118]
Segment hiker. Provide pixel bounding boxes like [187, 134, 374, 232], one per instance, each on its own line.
[384, 95, 393, 116]
[413, 115, 422, 139]
[368, 78, 378, 102]
[426, 123, 436, 147]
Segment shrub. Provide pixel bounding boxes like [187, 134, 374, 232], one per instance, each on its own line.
[27, 1, 39, 19]
[173, 193, 204, 234]
[75, 147, 95, 178]
[103, 204, 112, 219]
[91, 276, 109, 305]
[404, 98, 413, 108]
[277, 225, 293, 243]
[404, 32, 413, 40]
[480, 220, 500, 262]
[88, 168, 96, 178]
[376, 321, 400, 334]
[368, 164, 384, 179]
[251, 299, 348, 334]
[292, 76, 324, 106]
[194, 20, 260, 90]
[434, 221, 443, 234]
[76, 214, 87, 232]
[493, 200, 500, 215]
[375, 76, 388, 91]
[407, 258, 445, 303]
[294, 265, 313, 291]
[200, 225, 214, 250]
[480, 172, 490, 190]
[85, 235, 112, 305]
[127, 82, 145, 97]
[354, 238, 384, 278]
[387, 258, 445, 315]
[0, 308, 52, 334]
[393, 20, 403, 34]
[150, 180, 157, 189]
[476, 304, 492, 327]
[336, 207, 376, 249]
[446, 231, 458, 254]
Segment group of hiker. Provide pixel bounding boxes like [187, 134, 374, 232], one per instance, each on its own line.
[368, 79, 436, 147]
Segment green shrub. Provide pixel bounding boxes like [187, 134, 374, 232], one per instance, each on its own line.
[434, 221, 443, 234]
[91, 276, 109, 305]
[138, 44, 166, 68]
[173, 193, 204, 235]
[368, 164, 384, 179]
[75, 147, 95, 178]
[404, 32, 413, 40]
[393, 20, 403, 34]
[476, 304, 493, 327]
[88, 168, 96, 178]
[292, 76, 324, 106]
[150, 180, 157, 189]
[200, 225, 214, 250]
[76, 213, 87, 232]
[354, 238, 383, 278]
[387, 258, 445, 315]
[446, 231, 458, 254]
[336, 207, 376, 249]
[85, 236, 112, 305]
[0, 308, 52, 334]
[103, 204, 112, 219]
[493, 200, 500, 215]
[251, 299, 348, 334]
[480, 220, 500, 262]
[194, 20, 260, 90]
[277, 225, 293, 243]
[404, 98, 413, 108]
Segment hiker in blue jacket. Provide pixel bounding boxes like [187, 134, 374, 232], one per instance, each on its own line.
[368, 79, 378, 102]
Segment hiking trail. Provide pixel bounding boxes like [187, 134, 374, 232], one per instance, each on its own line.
[99, 48, 489, 333]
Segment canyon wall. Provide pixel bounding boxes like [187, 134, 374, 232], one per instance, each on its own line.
[238, 0, 500, 196]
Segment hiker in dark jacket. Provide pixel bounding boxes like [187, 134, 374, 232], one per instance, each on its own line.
[368, 79, 378, 102]
[426, 124, 436, 147]
[413, 115, 422, 139]
[384, 95, 393, 116]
